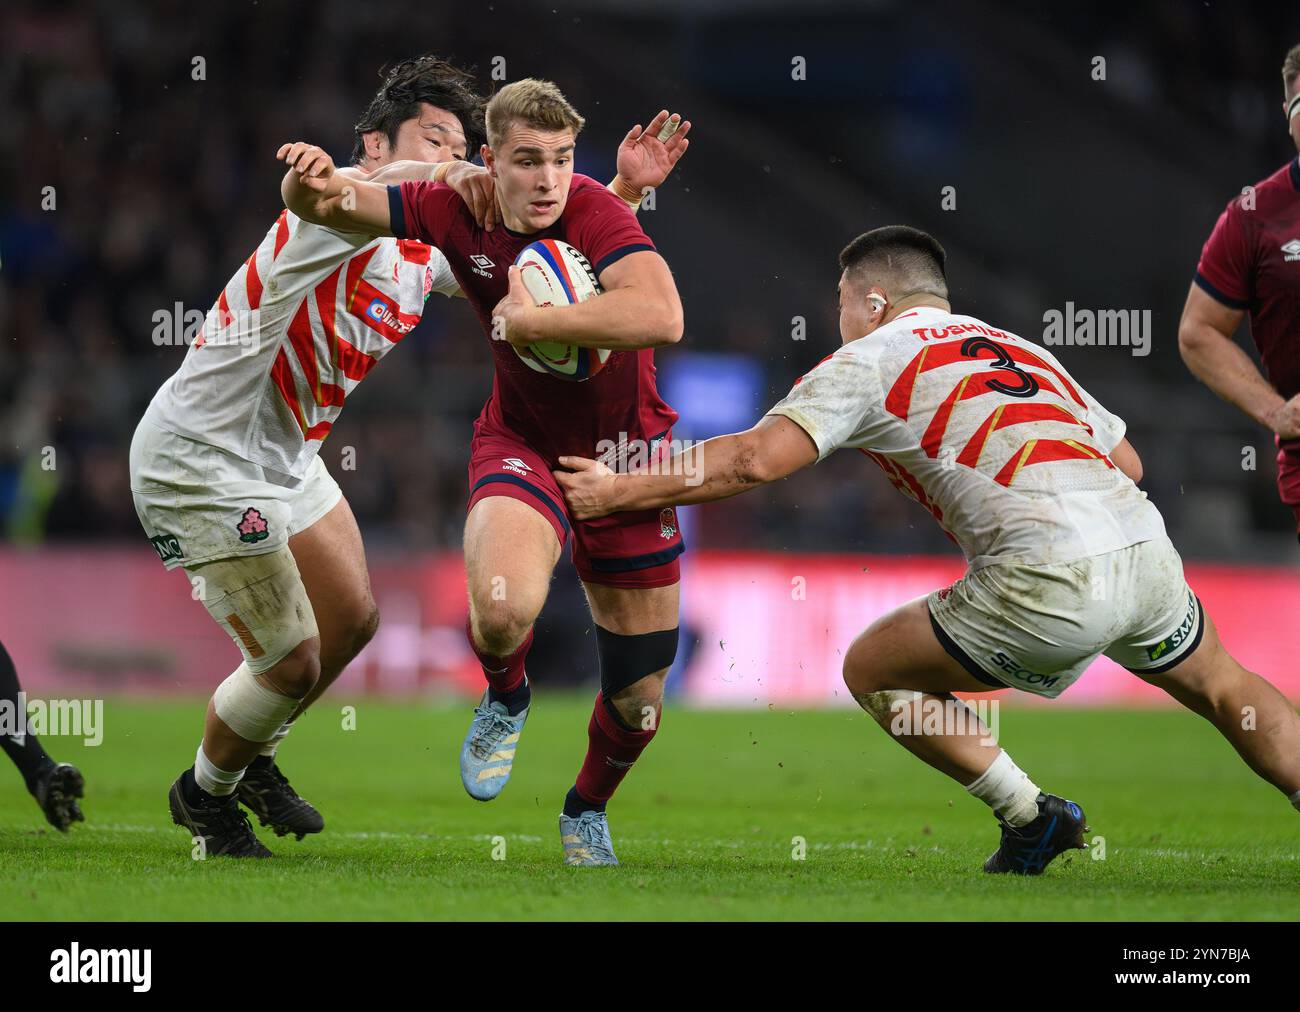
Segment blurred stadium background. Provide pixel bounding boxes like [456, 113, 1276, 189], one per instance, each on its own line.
[4, 0, 1300, 703]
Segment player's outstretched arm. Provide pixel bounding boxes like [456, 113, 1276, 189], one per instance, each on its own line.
[279, 142, 394, 234]
[1177, 282, 1299, 435]
[278, 141, 501, 234]
[555, 415, 819, 520]
[608, 109, 691, 211]
[335, 160, 428, 184]
[494, 251, 683, 351]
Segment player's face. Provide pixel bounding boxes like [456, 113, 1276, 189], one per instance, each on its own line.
[837, 270, 885, 345]
[485, 123, 576, 232]
[368, 103, 468, 167]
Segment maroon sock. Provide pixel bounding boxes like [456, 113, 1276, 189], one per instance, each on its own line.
[574, 693, 658, 805]
[465, 615, 533, 694]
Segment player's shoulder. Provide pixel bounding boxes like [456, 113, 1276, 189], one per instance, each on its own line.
[421, 179, 468, 210]
[567, 172, 607, 197]
[404, 178, 478, 247]
[563, 173, 625, 212]
[1219, 157, 1299, 220]
[816, 330, 889, 377]
[400, 178, 469, 221]
[1254, 156, 1300, 200]
[281, 210, 382, 256]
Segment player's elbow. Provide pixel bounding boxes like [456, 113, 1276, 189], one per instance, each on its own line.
[282, 186, 323, 226]
[736, 433, 777, 486]
[648, 298, 684, 346]
[280, 174, 303, 216]
[1113, 441, 1143, 484]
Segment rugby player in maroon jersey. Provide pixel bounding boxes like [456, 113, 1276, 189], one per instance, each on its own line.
[1180, 44, 1300, 533]
[280, 79, 692, 865]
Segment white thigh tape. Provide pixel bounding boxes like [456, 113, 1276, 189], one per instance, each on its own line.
[213, 662, 300, 744]
[188, 547, 318, 674]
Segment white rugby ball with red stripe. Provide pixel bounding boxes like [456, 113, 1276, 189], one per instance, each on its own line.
[513, 239, 611, 381]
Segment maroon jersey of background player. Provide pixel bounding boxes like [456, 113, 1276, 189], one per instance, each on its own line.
[1195, 156, 1300, 505]
[389, 173, 678, 463]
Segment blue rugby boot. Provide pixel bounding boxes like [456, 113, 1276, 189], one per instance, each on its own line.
[459, 692, 528, 801]
[559, 809, 619, 866]
[983, 793, 1089, 875]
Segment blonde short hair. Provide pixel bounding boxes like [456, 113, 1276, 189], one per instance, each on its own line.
[485, 78, 585, 150]
[1284, 43, 1300, 96]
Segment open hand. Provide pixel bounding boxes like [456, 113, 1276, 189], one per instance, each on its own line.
[616, 110, 692, 194]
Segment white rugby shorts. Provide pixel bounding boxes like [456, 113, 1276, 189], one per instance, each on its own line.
[927, 537, 1203, 699]
[129, 418, 342, 570]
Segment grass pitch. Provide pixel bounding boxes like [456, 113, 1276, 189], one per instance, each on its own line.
[0, 695, 1296, 920]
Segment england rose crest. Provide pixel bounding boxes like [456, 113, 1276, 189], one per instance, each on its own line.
[659, 508, 677, 540]
[236, 507, 270, 543]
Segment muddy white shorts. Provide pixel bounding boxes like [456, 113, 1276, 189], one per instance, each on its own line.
[927, 537, 1203, 699]
[128, 418, 342, 571]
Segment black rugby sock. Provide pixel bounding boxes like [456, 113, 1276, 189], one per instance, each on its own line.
[0, 639, 53, 789]
[488, 676, 531, 717]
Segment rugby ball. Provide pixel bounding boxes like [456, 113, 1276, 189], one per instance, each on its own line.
[512, 239, 611, 381]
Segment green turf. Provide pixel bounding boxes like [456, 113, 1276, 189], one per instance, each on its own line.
[0, 696, 1296, 920]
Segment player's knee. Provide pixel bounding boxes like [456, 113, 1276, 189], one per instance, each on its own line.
[264, 639, 322, 699]
[471, 599, 535, 657]
[345, 601, 381, 659]
[317, 600, 380, 674]
[841, 632, 883, 696]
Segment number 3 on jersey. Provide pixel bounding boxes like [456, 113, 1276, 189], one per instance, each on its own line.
[886, 333, 1114, 486]
[960, 337, 1040, 398]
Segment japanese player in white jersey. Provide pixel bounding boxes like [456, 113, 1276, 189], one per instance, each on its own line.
[556, 226, 1300, 874]
[129, 55, 690, 858]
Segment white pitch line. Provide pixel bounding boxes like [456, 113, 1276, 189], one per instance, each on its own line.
[18, 823, 1295, 861]
[68, 823, 881, 849]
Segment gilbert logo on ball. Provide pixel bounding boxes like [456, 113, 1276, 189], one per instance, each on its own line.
[513, 239, 611, 381]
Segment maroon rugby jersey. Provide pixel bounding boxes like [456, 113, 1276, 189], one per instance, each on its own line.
[1196, 156, 1300, 393]
[1195, 156, 1300, 502]
[389, 174, 678, 464]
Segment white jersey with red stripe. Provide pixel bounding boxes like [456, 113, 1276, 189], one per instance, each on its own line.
[767, 305, 1166, 570]
[143, 210, 459, 479]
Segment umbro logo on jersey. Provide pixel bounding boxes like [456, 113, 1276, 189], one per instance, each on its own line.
[1282, 239, 1300, 262]
[470, 254, 496, 278]
[502, 457, 532, 476]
